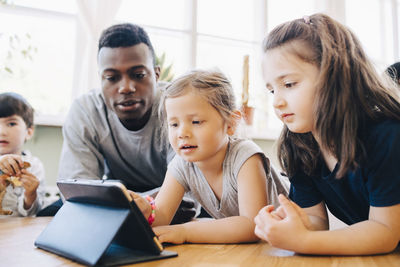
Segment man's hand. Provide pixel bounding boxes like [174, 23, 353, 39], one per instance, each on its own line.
[171, 197, 197, 224]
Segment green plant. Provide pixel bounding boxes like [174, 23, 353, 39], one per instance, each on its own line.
[155, 52, 174, 82]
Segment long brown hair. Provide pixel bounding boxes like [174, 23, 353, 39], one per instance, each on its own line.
[263, 13, 400, 178]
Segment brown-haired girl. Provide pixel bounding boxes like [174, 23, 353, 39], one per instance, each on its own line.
[254, 13, 400, 255]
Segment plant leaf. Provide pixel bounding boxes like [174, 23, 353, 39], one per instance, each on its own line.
[4, 67, 13, 74]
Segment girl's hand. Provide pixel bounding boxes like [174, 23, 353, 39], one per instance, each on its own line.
[153, 224, 187, 244]
[20, 169, 39, 209]
[260, 200, 312, 226]
[254, 194, 310, 251]
[271, 205, 286, 220]
[0, 154, 24, 176]
[129, 191, 152, 219]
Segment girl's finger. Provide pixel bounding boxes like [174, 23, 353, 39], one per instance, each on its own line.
[278, 194, 298, 218]
[254, 224, 268, 241]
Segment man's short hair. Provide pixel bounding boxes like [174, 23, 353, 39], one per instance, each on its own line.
[98, 23, 156, 66]
[0, 92, 34, 128]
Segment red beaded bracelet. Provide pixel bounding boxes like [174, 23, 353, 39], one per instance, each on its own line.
[145, 195, 156, 225]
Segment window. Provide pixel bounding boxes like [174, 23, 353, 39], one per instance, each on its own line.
[1, 0, 399, 139]
[267, 0, 316, 29]
[0, 0, 77, 124]
[346, 0, 397, 70]
[116, 0, 189, 77]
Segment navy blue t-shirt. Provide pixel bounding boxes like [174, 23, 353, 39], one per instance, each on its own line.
[289, 119, 400, 225]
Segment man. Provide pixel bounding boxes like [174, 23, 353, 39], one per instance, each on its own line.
[40, 23, 195, 220]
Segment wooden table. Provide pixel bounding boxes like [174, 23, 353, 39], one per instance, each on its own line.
[1, 217, 399, 266]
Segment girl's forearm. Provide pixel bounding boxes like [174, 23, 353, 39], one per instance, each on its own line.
[309, 214, 329, 231]
[182, 216, 259, 243]
[298, 220, 398, 255]
[152, 207, 173, 226]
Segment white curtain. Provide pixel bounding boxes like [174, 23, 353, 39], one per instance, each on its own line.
[72, 0, 122, 98]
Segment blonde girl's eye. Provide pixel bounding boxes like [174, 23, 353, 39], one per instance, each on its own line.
[169, 122, 178, 128]
[192, 120, 203, 125]
[284, 82, 296, 88]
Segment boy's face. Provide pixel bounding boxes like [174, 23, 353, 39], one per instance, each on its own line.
[0, 115, 33, 155]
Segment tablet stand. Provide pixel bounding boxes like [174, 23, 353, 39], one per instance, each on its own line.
[35, 200, 177, 266]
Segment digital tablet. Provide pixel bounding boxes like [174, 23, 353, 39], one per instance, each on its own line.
[35, 179, 177, 266]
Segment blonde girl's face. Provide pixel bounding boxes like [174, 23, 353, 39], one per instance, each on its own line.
[165, 90, 231, 164]
[262, 43, 320, 134]
[0, 115, 33, 155]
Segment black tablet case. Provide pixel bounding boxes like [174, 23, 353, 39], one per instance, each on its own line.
[34, 180, 177, 266]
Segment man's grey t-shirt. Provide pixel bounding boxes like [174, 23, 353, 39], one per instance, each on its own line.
[58, 85, 175, 192]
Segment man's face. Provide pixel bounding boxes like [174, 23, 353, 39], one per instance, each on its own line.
[98, 44, 160, 129]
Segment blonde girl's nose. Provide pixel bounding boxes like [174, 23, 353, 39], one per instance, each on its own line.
[178, 124, 190, 139]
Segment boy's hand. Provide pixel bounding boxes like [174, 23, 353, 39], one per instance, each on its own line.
[153, 224, 187, 244]
[0, 154, 25, 176]
[20, 169, 39, 209]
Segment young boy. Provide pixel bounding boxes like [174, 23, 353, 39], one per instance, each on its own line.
[0, 92, 45, 217]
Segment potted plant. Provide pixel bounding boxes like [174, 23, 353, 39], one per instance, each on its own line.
[241, 55, 254, 125]
[155, 52, 174, 82]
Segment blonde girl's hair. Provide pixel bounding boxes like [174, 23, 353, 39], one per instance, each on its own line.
[159, 69, 238, 135]
[263, 13, 400, 178]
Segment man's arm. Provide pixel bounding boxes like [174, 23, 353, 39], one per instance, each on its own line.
[58, 100, 105, 181]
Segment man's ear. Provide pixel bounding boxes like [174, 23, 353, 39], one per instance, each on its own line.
[25, 127, 34, 142]
[227, 110, 242, 136]
[154, 66, 161, 81]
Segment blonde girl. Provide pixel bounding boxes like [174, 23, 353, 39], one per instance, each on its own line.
[133, 70, 287, 244]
